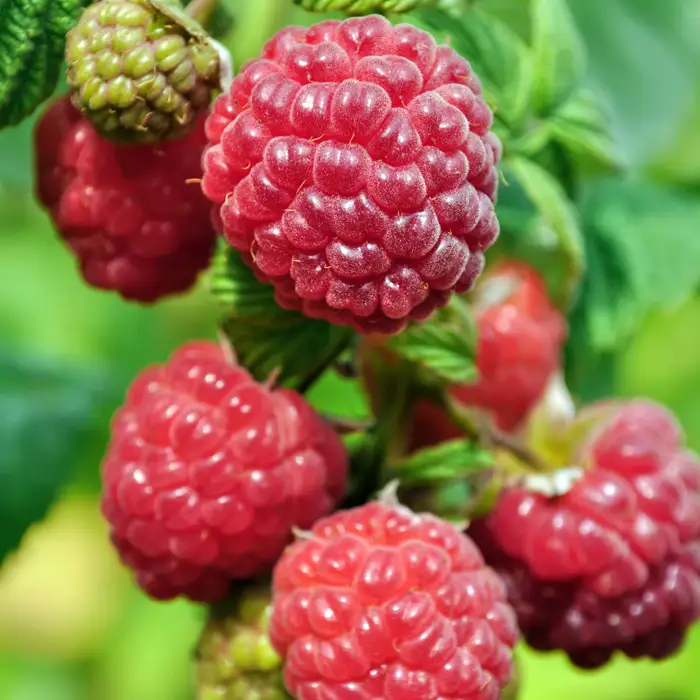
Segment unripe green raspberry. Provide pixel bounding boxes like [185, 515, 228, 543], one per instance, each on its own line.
[293, 0, 435, 14]
[65, 0, 220, 143]
[195, 585, 290, 700]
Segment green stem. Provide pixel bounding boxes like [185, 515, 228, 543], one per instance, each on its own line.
[185, 0, 218, 25]
[296, 328, 355, 394]
[229, 0, 287, 67]
[441, 394, 550, 473]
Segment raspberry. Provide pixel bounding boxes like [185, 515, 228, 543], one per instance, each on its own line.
[34, 97, 216, 303]
[453, 261, 566, 431]
[202, 16, 500, 335]
[269, 500, 519, 700]
[195, 584, 291, 700]
[365, 262, 566, 452]
[470, 400, 700, 668]
[65, 0, 220, 143]
[100, 341, 348, 602]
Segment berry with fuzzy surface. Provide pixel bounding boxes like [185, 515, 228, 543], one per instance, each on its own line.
[34, 97, 215, 303]
[65, 0, 220, 143]
[195, 584, 291, 700]
[269, 500, 518, 700]
[470, 400, 700, 668]
[100, 341, 348, 602]
[203, 15, 500, 335]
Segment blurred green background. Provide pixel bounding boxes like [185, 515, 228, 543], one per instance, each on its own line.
[1, 0, 700, 698]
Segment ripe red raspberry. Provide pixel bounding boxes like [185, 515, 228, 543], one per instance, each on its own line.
[406, 261, 565, 452]
[269, 500, 519, 700]
[100, 341, 348, 602]
[470, 400, 700, 668]
[34, 96, 216, 303]
[202, 15, 501, 334]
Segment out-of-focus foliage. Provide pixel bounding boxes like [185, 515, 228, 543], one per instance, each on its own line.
[1, 0, 700, 699]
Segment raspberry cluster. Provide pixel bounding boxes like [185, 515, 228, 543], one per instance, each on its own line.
[470, 400, 700, 667]
[100, 341, 348, 602]
[34, 97, 216, 302]
[269, 501, 519, 700]
[30, 6, 700, 699]
[202, 15, 501, 334]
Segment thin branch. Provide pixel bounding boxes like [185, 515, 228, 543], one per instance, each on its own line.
[443, 396, 549, 473]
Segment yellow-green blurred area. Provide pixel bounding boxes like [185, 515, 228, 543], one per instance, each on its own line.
[1, 0, 700, 698]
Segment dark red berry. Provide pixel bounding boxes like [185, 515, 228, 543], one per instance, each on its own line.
[34, 96, 216, 303]
[470, 400, 700, 668]
[100, 341, 348, 602]
[202, 16, 500, 334]
[270, 501, 519, 700]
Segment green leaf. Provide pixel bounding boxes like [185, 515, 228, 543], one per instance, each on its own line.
[513, 89, 622, 175]
[568, 0, 697, 165]
[393, 438, 494, 482]
[500, 156, 585, 305]
[211, 244, 354, 389]
[530, 0, 586, 114]
[574, 177, 700, 351]
[0, 348, 112, 565]
[547, 89, 622, 172]
[386, 296, 477, 386]
[0, 0, 90, 129]
[412, 6, 533, 133]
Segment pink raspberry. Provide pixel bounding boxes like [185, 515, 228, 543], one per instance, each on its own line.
[470, 400, 700, 668]
[202, 15, 500, 334]
[34, 96, 216, 303]
[100, 341, 348, 602]
[269, 501, 519, 700]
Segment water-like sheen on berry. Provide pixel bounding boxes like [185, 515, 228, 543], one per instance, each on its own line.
[270, 502, 519, 700]
[470, 400, 700, 668]
[100, 341, 348, 602]
[202, 15, 501, 334]
[34, 97, 215, 302]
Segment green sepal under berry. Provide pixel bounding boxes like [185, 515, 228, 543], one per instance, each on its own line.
[65, 0, 221, 142]
[293, 0, 436, 14]
[385, 295, 478, 387]
[0, 0, 90, 129]
[195, 584, 290, 700]
[211, 243, 354, 391]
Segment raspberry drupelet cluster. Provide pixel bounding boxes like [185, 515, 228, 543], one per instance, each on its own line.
[470, 400, 700, 668]
[202, 15, 501, 334]
[100, 341, 348, 602]
[34, 97, 216, 302]
[269, 501, 519, 700]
